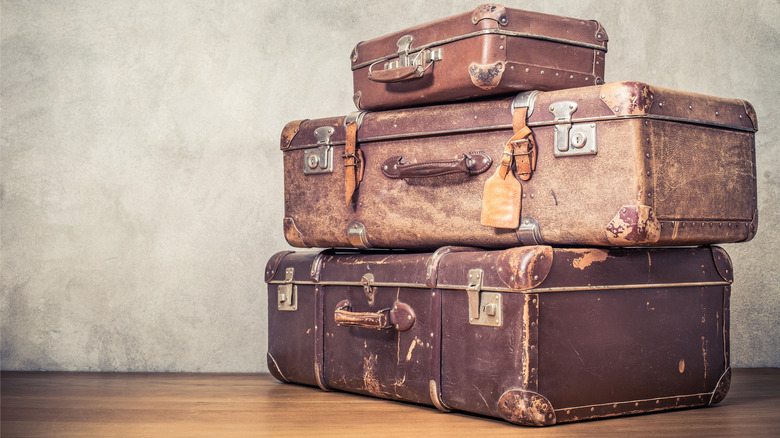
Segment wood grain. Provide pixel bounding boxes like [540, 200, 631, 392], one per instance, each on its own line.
[2, 369, 778, 437]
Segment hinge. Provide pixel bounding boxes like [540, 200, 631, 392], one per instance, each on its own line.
[549, 101, 597, 157]
[278, 267, 297, 311]
[516, 217, 543, 245]
[466, 269, 502, 327]
[346, 221, 372, 249]
[362, 273, 376, 306]
[303, 126, 334, 175]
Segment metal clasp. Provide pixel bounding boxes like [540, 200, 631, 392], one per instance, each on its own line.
[466, 269, 502, 327]
[304, 126, 335, 175]
[278, 268, 297, 311]
[362, 273, 376, 306]
[380, 35, 442, 72]
[549, 101, 597, 157]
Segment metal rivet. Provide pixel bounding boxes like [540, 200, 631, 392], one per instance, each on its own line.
[530, 194, 534, 198]
[635, 402, 639, 407]
[648, 192, 652, 198]
[540, 70, 545, 75]
[568, 104, 573, 109]
[622, 208, 627, 213]
[408, 315, 412, 320]
[432, 292, 435, 296]
[393, 124, 397, 128]
[647, 171, 651, 176]
[430, 332, 434, 337]
[715, 111, 719, 116]
[533, 275, 538, 280]
[474, 115, 477, 120]
[468, 274, 473, 279]
[689, 105, 693, 110]
[585, 77, 589, 81]
[555, 72, 559, 77]
[522, 194, 527, 198]
[550, 105, 554, 111]
[532, 298, 537, 304]
[590, 407, 595, 412]
[394, 324, 399, 329]
[293, 128, 298, 133]
[524, 219, 530, 225]
[498, 267, 503, 271]
[499, 45, 504, 50]
[394, 305, 398, 310]
[525, 68, 530, 72]
[531, 368, 536, 373]
[500, 35, 505, 40]
[530, 345, 536, 349]
[739, 114, 743, 119]
[613, 404, 618, 408]
[531, 321, 536, 326]
[656, 400, 660, 404]
[614, 106, 619, 112]
[590, 123, 595, 128]
[659, 102, 664, 107]
[570, 75, 574, 79]
[645, 120, 650, 126]
[510, 65, 514, 70]
[646, 153, 651, 158]
[566, 410, 571, 415]
[383, 165, 388, 170]
[600, 94, 606, 99]
[510, 276, 515, 282]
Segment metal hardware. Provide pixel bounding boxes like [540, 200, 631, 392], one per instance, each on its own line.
[362, 273, 376, 306]
[344, 111, 368, 131]
[516, 217, 543, 245]
[511, 90, 540, 117]
[549, 101, 597, 157]
[466, 269, 502, 326]
[346, 221, 372, 249]
[381, 35, 442, 72]
[303, 126, 335, 175]
[278, 267, 297, 311]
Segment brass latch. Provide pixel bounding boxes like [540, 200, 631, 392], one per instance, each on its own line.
[278, 267, 297, 311]
[466, 269, 502, 327]
[549, 101, 597, 157]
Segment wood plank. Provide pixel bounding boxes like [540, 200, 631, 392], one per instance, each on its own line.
[1, 369, 778, 437]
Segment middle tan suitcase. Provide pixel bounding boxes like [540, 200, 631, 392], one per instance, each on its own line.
[281, 81, 758, 250]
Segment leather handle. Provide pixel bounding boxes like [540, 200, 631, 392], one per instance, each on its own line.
[368, 64, 424, 83]
[334, 300, 415, 331]
[382, 152, 492, 179]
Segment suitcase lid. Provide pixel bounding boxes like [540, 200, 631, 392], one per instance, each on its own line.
[280, 81, 756, 151]
[350, 5, 608, 71]
[266, 246, 733, 293]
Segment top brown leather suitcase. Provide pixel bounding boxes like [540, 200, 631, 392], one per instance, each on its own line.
[351, 4, 608, 111]
[281, 82, 758, 250]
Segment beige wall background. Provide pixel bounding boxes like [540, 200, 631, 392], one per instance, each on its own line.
[2, 0, 778, 372]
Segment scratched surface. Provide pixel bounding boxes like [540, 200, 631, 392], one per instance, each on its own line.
[1, 0, 778, 372]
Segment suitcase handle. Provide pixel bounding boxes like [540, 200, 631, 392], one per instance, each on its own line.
[334, 300, 415, 332]
[368, 64, 424, 83]
[382, 152, 492, 180]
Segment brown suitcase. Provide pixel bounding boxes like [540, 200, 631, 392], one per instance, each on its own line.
[281, 81, 758, 250]
[350, 4, 608, 111]
[265, 245, 732, 426]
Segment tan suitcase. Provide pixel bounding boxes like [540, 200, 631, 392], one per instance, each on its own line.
[281, 81, 758, 249]
[351, 4, 608, 111]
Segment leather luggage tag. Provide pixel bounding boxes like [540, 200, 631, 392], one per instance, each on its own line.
[480, 107, 535, 229]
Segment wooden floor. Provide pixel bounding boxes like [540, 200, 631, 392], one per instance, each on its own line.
[1, 369, 778, 437]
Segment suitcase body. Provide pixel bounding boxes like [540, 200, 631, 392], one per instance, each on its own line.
[351, 4, 608, 111]
[281, 82, 758, 250]
[265, 245, 732, 426]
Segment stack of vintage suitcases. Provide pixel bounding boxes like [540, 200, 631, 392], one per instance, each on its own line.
[265, 5, 758, 426]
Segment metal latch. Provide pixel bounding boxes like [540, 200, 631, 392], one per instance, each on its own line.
[466, 269, 502, 327]
[278, 267, 297, 311]
[549, 101, 597, 157]
[382, 35, 442, 71]
[362, 273, 376, 306]
[303, 126, 334, 175]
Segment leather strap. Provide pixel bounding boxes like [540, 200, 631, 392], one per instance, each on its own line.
[507, 107, 537, 181]
[343, 121, 361, 206]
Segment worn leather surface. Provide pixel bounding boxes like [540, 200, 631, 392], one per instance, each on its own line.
[282, 84, 757, 249]
[266, 246, 731, 425]
[351, 6, 607, 110]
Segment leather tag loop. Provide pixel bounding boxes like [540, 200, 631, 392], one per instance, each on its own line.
[480, 106, 536, 228]
[344, 121, 361, 206]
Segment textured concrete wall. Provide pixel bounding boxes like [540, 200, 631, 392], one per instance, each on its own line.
[2, 0, 778, 371]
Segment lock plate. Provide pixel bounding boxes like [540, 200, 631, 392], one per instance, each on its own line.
[549, 101, 597, 157]
[304, 126, 335, 175]
[466, 268, 502, 327]
[278, 267, 297, 311]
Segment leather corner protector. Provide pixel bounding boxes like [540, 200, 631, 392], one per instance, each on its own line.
[468, 61, 505, 90]
[265, 250, 295, 283]
[605, 205, 661, 245]
[711, 246, 734, 283]
[709, 367, 731, 406]
[472, 4, 507, 26]
[352, 91, 363, 110]
[267, 353, 289, 383]
[498, 389, 556, 426]
[350, 42, 362, 64]
[281, 120, 306, 150]
[747, 209, 759, 241]
[496, 246, 553, 290]
[743, 100, 758, 131]
[593, 20, 608, 44]
[283, 217, 307, 248]
[600, 82, 655, 116]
